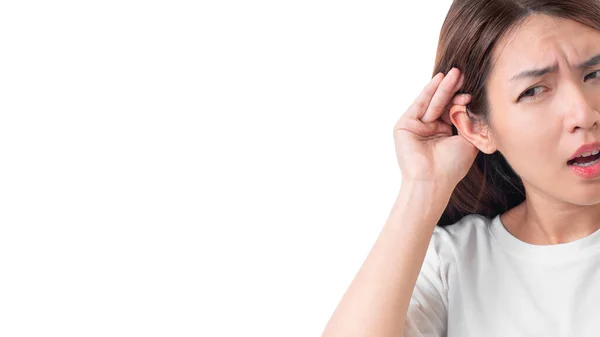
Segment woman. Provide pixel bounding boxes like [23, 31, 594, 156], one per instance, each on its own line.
[322, 0, 600, 336]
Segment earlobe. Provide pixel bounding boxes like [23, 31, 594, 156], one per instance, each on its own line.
[449, 105, 497, 154]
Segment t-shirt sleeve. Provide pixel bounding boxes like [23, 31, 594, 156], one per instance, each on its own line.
[403, 226, 449, 337]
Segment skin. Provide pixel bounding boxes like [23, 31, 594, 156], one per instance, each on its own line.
[450, 14, 600, 245]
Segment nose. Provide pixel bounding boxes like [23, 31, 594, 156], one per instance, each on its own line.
[564, 82, 600, 133]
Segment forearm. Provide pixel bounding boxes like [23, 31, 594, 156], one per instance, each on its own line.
[321, 181, 452, 337]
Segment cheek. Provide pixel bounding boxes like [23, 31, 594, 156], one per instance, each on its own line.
[497, 119, 561, 174]
[497, 117, 538, 148]
[505, 111, 561, 145]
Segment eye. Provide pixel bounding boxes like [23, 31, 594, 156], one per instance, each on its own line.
[585, 70, 600, 81]
[517, 86, 547, 102]
[516, 71, 600, 103]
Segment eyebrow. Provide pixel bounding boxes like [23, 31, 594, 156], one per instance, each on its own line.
[509, 53, 600, 82]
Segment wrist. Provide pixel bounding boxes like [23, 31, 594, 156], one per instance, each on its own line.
[400, 179, 453, 197]
[398, 180, 453, 211]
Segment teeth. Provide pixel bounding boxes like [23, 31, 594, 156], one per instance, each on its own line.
[577, 149, 600, 158]
[572, 157, 600, 167]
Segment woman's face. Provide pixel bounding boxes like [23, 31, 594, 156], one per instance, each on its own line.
[485, 14, 600, 205]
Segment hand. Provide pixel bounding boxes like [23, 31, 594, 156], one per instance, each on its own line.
[393, 68, 479, 191]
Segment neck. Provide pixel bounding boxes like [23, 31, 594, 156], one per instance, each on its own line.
[503, 198, 600, 245]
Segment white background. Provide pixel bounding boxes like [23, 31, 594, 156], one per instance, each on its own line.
[0, 0, 452, 336]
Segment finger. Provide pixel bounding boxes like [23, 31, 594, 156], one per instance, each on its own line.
[403, 72, 445, 120]
[424, 119, 454, 137]
[444, 92, 472, 125]
[420, 68, 462, 123]
[451, 93, 471, 105]
[440, 108, 452, 126]
[456, 72, 465, 90]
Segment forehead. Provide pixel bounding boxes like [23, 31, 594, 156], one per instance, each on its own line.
[490, 14, 600, 80]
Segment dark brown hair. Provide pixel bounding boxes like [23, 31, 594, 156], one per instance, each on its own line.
[435, 0, 600, 227]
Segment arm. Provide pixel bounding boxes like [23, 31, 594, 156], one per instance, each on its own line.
[321, 181, 452, 337]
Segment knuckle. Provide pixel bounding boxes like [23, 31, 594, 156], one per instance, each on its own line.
[414, 99, 427, 111]
[428, 104, 443, 114]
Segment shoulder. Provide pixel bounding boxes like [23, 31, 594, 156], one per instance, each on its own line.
[435, 213, 493, 236]
[430, 213, 496, 254]
[413, 214, 495, 303]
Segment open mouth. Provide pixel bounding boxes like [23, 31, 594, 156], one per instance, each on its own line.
[567, 152, 600, 167]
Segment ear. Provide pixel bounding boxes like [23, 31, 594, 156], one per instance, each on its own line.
[449, 105, 497, 154]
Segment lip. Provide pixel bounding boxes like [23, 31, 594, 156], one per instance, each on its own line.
[569, 160, 600, 179]
[568, 141, 600, 162]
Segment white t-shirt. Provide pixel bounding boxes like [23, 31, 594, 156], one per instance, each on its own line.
[404, 213, 600, 337]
